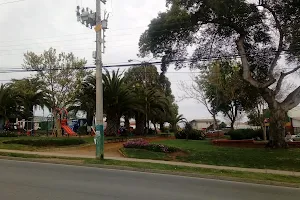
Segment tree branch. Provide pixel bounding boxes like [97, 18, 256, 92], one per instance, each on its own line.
[236, 36, 276, 88]
[282, 85, 300, 111]
[275, 66, 300, 95]
[262, 4, 284, 74]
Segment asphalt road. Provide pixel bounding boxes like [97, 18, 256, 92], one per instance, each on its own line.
[0, 159, 299, 200]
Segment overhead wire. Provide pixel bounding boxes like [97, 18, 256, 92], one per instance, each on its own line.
[0, 0, 25, 6]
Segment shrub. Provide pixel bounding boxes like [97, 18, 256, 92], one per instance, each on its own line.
[0, 131, 28, 137]
[228, 129, 263, 140]
[3, 138, 86, 147]
[123, 139, 180, 153]
[0, 131, 20, 137]
[175, 129, 206, 140]
[77, 126, 87, 135]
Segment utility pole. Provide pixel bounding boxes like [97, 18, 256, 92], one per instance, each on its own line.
[76, 0, 109, 160]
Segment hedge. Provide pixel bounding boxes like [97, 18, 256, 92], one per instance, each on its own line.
[3, 138, 86, 147]
[175, 129, 206, 140]
[228, 129, 263, 140]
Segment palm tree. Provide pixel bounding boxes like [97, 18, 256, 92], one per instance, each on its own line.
[0, 84, 18, 122]
[69, 75, 96, 128]
[170, 114, 187, 132]
[10, 78, 50, 119]
[134, 88, 170, 135]
[103, 69, 139, 136]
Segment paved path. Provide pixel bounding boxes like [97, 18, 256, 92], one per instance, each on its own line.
[0, 159, 299, 200]
[1, 149, 300, 176]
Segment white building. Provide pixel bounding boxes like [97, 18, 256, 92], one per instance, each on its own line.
[288, 106, 300, 134]
[190, 119, 216, 130]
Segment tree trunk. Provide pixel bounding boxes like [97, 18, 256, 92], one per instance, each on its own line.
[261, 122, 267, 141]
[267, 108, 287, 148]
[212, 114, 218, 130]
[160, 122, 164, 131]
[106, 116, 119, 136]
[230, 121, 234, 130]
[124, 116, 130, 130]
[154, 123, 158, 135]
[135, 118, 145, 135]
[86, 111, 94, 134]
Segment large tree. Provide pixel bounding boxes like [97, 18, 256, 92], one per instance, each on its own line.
[0, 84, 18, 121]
[10, 78, 50, 119]
[139, 0, 300, 148]
[124, 64, 175, 133]
[23, 48, 90, 110]
[202, 61, 260, 129]
[103, 70, 138, 136]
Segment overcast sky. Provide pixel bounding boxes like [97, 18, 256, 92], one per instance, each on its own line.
[0, 0, 213, 121]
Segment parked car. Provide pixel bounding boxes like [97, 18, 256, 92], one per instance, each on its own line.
[293, 134, 300, 141]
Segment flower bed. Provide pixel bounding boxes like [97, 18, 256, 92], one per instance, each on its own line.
[123, 139, 180, 153]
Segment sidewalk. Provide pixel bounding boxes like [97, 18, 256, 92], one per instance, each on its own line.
[0, 149, 299, 177]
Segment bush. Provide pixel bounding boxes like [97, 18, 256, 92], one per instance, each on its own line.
[123, 139, 180, 153]
[228, 129, 263, 140]
[0, 131, 20, 137]
[175, 129, 206, 140]
[3, 138, 86, 147]
[77, 126, 87, 135]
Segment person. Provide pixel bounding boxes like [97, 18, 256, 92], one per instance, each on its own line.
[285, 132, 293, 142]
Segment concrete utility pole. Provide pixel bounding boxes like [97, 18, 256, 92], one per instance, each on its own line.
[76, 0, 108, 160]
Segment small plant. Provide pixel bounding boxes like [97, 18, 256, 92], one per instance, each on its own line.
[123, 139, 180, 153]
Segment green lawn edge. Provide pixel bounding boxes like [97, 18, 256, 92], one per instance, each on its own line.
[0, 151, 299, 188]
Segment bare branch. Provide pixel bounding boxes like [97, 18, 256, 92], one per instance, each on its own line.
[178, 79, 214, 116]
[262, 4, 284, 74]
[282, 85, 300, 110]
[275, 66, 300, 95]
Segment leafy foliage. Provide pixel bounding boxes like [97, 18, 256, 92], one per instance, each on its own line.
[103, 69, 139, 136]
[175, 125, 206, 140]
[0, 84, 18, 119]
[123, 138, 180, 153]
[139, 0, 300, 147]
[202, 61, 260, 128]
[23, 48, 90, 108]
[10, 78, 51, 119]
[124, 65, 175, 134]
[228, 129, 263, 140]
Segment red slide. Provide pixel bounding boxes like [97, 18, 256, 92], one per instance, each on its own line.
[61, 125, 77, 136]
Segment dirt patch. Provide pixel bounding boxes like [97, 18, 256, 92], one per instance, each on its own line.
[49, 137, 174, 158]
[169, 151, 189, 161]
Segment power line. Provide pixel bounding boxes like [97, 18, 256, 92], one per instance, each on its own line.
[0, 56, 299, 73]
[0, 0, 25, 6]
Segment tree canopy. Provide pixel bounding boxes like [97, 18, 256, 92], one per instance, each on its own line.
[139, 0, 300, 147]
[23, 48, 91, 109]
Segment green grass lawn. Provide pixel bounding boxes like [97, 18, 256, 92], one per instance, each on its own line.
[0, 136, 95, 151]
[122, 139, 300, 172]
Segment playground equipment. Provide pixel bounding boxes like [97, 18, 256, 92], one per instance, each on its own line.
[52, 108, 77, 137]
